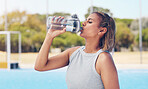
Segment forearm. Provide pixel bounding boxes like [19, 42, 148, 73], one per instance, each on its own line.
[34, 17, 66, 71]
[34, 34, 54, 70]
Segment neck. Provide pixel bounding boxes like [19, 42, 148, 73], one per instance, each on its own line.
[84, 38, 101, 53]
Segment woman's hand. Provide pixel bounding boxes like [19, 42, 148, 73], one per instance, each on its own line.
[35, 16, 68, 71]
[47, 16, 66, 38]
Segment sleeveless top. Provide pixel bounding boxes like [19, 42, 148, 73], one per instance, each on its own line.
[66, 46, 106, 89]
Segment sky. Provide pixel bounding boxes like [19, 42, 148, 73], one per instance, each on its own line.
[0, 0, 148, 21]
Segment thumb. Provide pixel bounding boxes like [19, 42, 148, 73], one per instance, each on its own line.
[60, 28, 66, 33]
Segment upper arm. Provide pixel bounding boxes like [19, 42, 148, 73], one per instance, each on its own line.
[41, 46, 80, 71]
[96, 52, 120, 89]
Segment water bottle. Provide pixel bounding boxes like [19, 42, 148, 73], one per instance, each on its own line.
[47, 14, 82, 33]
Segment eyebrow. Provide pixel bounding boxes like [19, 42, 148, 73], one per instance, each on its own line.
[86, 18, 93, 21]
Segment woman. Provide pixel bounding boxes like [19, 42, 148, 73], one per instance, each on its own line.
[35, 11, 120, 89]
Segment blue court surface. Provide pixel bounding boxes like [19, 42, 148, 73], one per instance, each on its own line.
[0, 68, 148, 89]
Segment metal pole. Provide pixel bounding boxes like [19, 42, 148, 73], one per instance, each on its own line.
[18, 33, 21, 66]
[46, 0, 49, 31]
[139, 0, 142, 64]
[5, 0, 8, 67]
[90, 0, 93, 14]
[7, 32, 11, 70]
[5, 0, 7, 31]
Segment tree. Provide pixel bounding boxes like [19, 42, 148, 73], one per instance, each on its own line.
[32, 32, 45, 52]
[52, 12, 71, 18]
[24, 14, 45, 32]
[85, 6, 113, 19]
[0, 16, 4, 31]
[0, 35, 6, 51]
[0, 10, 85, 52]
[142, 17, 148, 29]
[130, 19, 139, 31]
[130, 17, 148, 31]
[2, 10, 27, 27]
[35, 14, 46, 24]
[135, 28, 148, 47]
[64, 33, 85, 47]
[115, 18, 133, 28]
[52, 37, 66, 51]
[52, 32, 85, 51]
[115, 22, 134, 51]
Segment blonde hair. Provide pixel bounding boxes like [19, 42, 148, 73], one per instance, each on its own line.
[93, 12, 116, 52]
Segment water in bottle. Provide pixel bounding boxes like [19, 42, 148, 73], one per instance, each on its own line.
[47, 14, 82, 33]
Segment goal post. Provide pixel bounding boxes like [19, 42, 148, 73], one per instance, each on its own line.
[0, 31, 21, 70]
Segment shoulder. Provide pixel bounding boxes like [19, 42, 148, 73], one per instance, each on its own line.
[99, 52, 113, 63]
[96, 52, 116, 74]
[64, 46, 81, 57]
[97, 52, 120, 89]
[65, 46, 81, 52]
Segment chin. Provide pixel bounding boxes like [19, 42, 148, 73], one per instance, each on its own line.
[80, 33, 85, 38]
[80, 33, 83, 37]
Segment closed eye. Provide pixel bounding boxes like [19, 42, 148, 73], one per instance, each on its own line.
[88, 21, 92, 23]
[86, 18, 93, 24]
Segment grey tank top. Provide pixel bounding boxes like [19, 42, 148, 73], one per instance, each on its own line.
[66, 46, 105, 89]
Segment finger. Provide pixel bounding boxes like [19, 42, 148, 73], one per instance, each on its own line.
[55, 16, 61, 23]
[58, 17, 64, 23]
[51, 16, 56, 23]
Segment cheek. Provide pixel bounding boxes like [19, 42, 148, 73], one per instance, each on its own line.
[80, 28, 99, 38]
[86, 23, 99, 30]
[87, 25, 99, 34]
[80, 23, 100, 37]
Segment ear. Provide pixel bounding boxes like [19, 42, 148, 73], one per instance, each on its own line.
[98, 27, 107, 35]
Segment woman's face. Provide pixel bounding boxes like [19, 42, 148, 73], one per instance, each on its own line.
[80, 13, 102, 38]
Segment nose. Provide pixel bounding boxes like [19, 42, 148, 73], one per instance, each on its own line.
[82, 21, 86, 26]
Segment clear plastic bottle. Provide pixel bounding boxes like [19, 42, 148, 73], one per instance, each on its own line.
[47, 14, 82, 33]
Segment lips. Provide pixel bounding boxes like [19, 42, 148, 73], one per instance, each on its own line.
[80, 27, 84, 32]
[80, 27, 83, 30]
